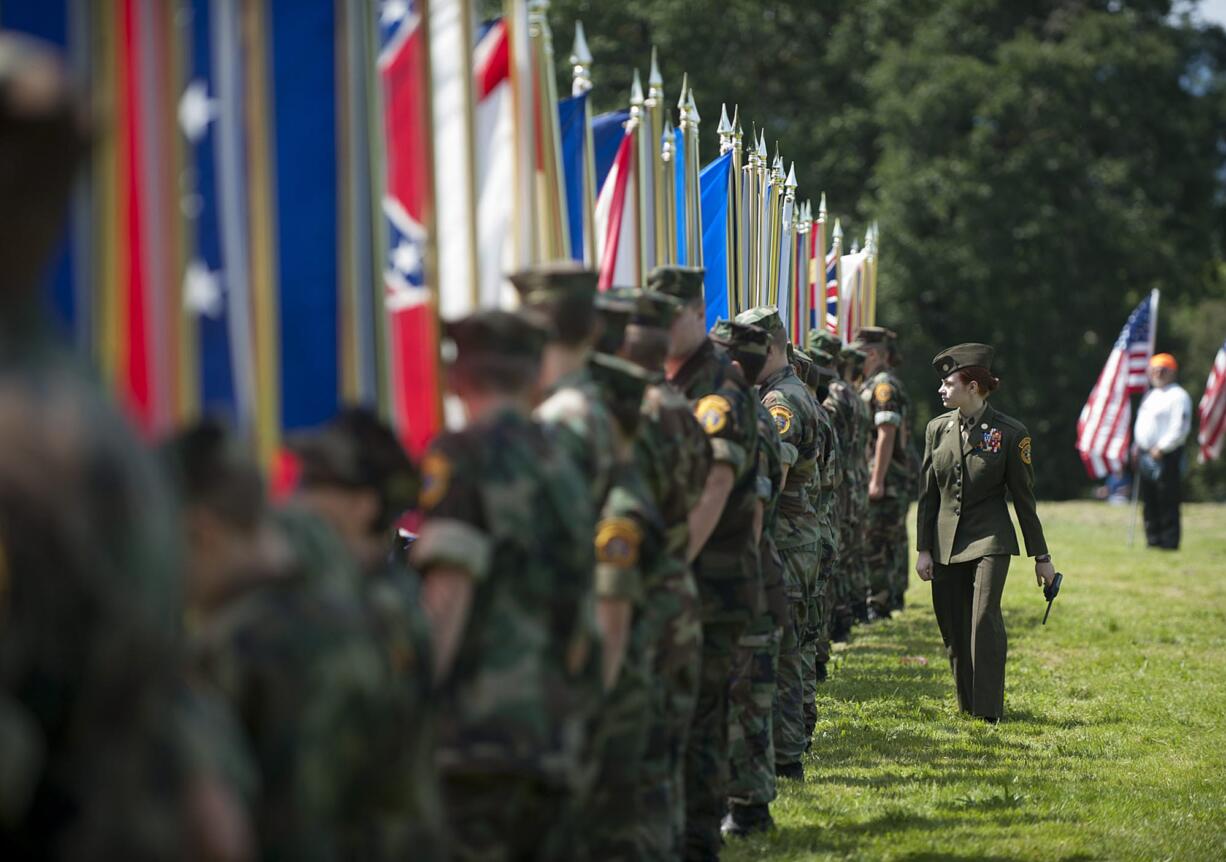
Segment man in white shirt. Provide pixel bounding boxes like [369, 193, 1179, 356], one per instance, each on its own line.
[1134, 353, 1193, 549]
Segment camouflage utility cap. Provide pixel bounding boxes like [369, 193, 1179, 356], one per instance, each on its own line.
[508, 261, 597, 306]
[735, 306, 784, 335]
[444, 309, 548, 363]
[851, 325, 896, 348]
[709, 319, 769, 358]
[807, 330, 842, 357]
[646, 265, 704, 303]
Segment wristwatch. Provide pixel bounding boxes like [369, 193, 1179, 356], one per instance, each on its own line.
[1035, 554, 1051, 563]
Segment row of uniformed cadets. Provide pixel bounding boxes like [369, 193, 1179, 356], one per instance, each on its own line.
[0, 35, 919, 862]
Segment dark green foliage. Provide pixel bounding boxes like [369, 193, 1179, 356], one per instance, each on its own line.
[543, 0, 1226, 498]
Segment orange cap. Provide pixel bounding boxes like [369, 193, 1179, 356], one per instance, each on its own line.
[1150, 353, 1177, 371]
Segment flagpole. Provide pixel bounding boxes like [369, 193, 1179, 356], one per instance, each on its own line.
[661, 119, 677, 266]
[570, 21, 597, 267]
[718, 103, 736, 310]
[681, 84, 702, 268]
[647, 48, 666, 268]
[628, 70, 645, 284]
[1130, 287, 1160, 544]
[528, 0, 569, 261]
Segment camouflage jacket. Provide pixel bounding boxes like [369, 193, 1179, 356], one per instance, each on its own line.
[758, 364, 822, 549]
[753, 399, 790, 627]
[861, 370, 912, 498]
[634, 381, 712, 558]
[536, 365, 619, 510]
[412, 407, 596, 786]
[668, 339, 761, 624]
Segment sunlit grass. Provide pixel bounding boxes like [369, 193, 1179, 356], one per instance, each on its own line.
[724, 502, 1226, 861]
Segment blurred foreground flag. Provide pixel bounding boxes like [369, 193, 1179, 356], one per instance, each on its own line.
[1076, 290, 1158, 478]
[594, 126, 639, 290]
[1198, 339, 1226, 464]
[700, 152, 733, 329]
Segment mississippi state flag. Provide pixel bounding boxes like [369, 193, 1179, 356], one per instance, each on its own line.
[378, 1, 442, 456]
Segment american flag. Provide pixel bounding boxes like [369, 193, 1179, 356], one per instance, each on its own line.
[1198, 339, 1226, 464]
[1076, 290, 1159, 478]
[825, 249, 839, 333]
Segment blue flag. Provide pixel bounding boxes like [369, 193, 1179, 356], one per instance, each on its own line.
[700, 152, 733, 329]
[558, 93, 588, 262]
[593, 110, 630, 193]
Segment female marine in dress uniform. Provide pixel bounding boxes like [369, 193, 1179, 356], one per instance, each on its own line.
[914, 344, 1058, 722]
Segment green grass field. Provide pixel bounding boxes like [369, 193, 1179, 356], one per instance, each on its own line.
[724, 502, 1226, 862]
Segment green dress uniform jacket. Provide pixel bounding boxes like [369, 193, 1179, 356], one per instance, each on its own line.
[916, 404, 1048, 565]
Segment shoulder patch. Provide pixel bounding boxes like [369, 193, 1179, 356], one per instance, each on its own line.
[1019, 436, 1032, 465]
[769, 404, 794, 436]
[419, 451, 452, 510]
[694, 394, 732, 436]
[873, 382, 894, 406]
[595, 517, 642, 568]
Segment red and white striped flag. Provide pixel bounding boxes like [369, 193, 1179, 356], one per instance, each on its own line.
[1076, 290, 1158, 478]
[1198, 338, 1226, 464]
[594, 127, 639, 290]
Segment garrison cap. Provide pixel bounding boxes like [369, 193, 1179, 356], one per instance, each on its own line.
[735, 305, 784, 335]
[509, 261, 597, 307]
[851, 325, 897, 348]
[443, 309, 548, 364]
[709, 319, 770, 357]
[631, 289, 682, 329]
[932, 342, 994, 377]
[807, 329, 842, 356]
[646, 265, 705, 303]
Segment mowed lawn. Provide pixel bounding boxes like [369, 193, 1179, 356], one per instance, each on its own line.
[725, 502, 1226, 862]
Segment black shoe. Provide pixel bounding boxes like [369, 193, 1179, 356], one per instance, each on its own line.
[852, 601, 869, 623]
[816, 661, 828, 683]
[977, 715, 1000, 725]
[721, 803, 774, 839]
[775, 761, 804, 781]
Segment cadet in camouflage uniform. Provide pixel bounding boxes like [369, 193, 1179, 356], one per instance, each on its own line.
[855, 326, 914, 616]
[0, 41, 209, 858]
[585, 354, 666, 861]
[289, 409, 445, 859]
[651, 267, 760, 862]
[797, 343, 844, 741]
[809, 332, 858, 645]
[733, 310, 823, 781]
[605, 291, 710, 860]
[411, 311, 596, 861]
[710, 322, 788, 838]
[840, 344, 874, 623]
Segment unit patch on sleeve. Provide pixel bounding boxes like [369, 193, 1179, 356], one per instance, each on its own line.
[595, 517, 643, 568]
[694, 394, 732, 436]
[873, 382, 894, 405]
[769, 404, 794, 436]
[419, 451, 452, 510]
[1019, 436, 1032, 465]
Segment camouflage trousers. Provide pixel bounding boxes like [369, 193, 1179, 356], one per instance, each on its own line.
[865, 496, 909, 608]
[725, 615, 782, 806]
[804, 544, 837, 739]
[637, 566, 703, 861]
[586, 638, 654, 862]
[773, 542, 819, 768]
[440, 773, 571, 862]
[683, 621, 742, 861]
[847, 484, 871, 604]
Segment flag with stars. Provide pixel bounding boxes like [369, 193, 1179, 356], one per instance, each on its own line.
[378, 0, 443, 456]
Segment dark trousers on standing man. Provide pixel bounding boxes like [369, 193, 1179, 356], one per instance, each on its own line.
[1140, 447, 1183, 550]
[931, 555, 1010, 720]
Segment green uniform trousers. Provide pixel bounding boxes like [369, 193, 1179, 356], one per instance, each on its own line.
[684, 621, 741, 861]
[931, 554, 1010, 719]
[637, 569, 702, 861]
[726, 617, 782, 806]
[773, 542, 819, 768]
[440, 774, 570, 862]
[865, 496, 909, 607]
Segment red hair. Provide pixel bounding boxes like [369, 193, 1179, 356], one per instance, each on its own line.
[954, 365, 999, 395]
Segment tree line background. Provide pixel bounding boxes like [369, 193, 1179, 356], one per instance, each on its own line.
[518, 0, 1226, 500]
